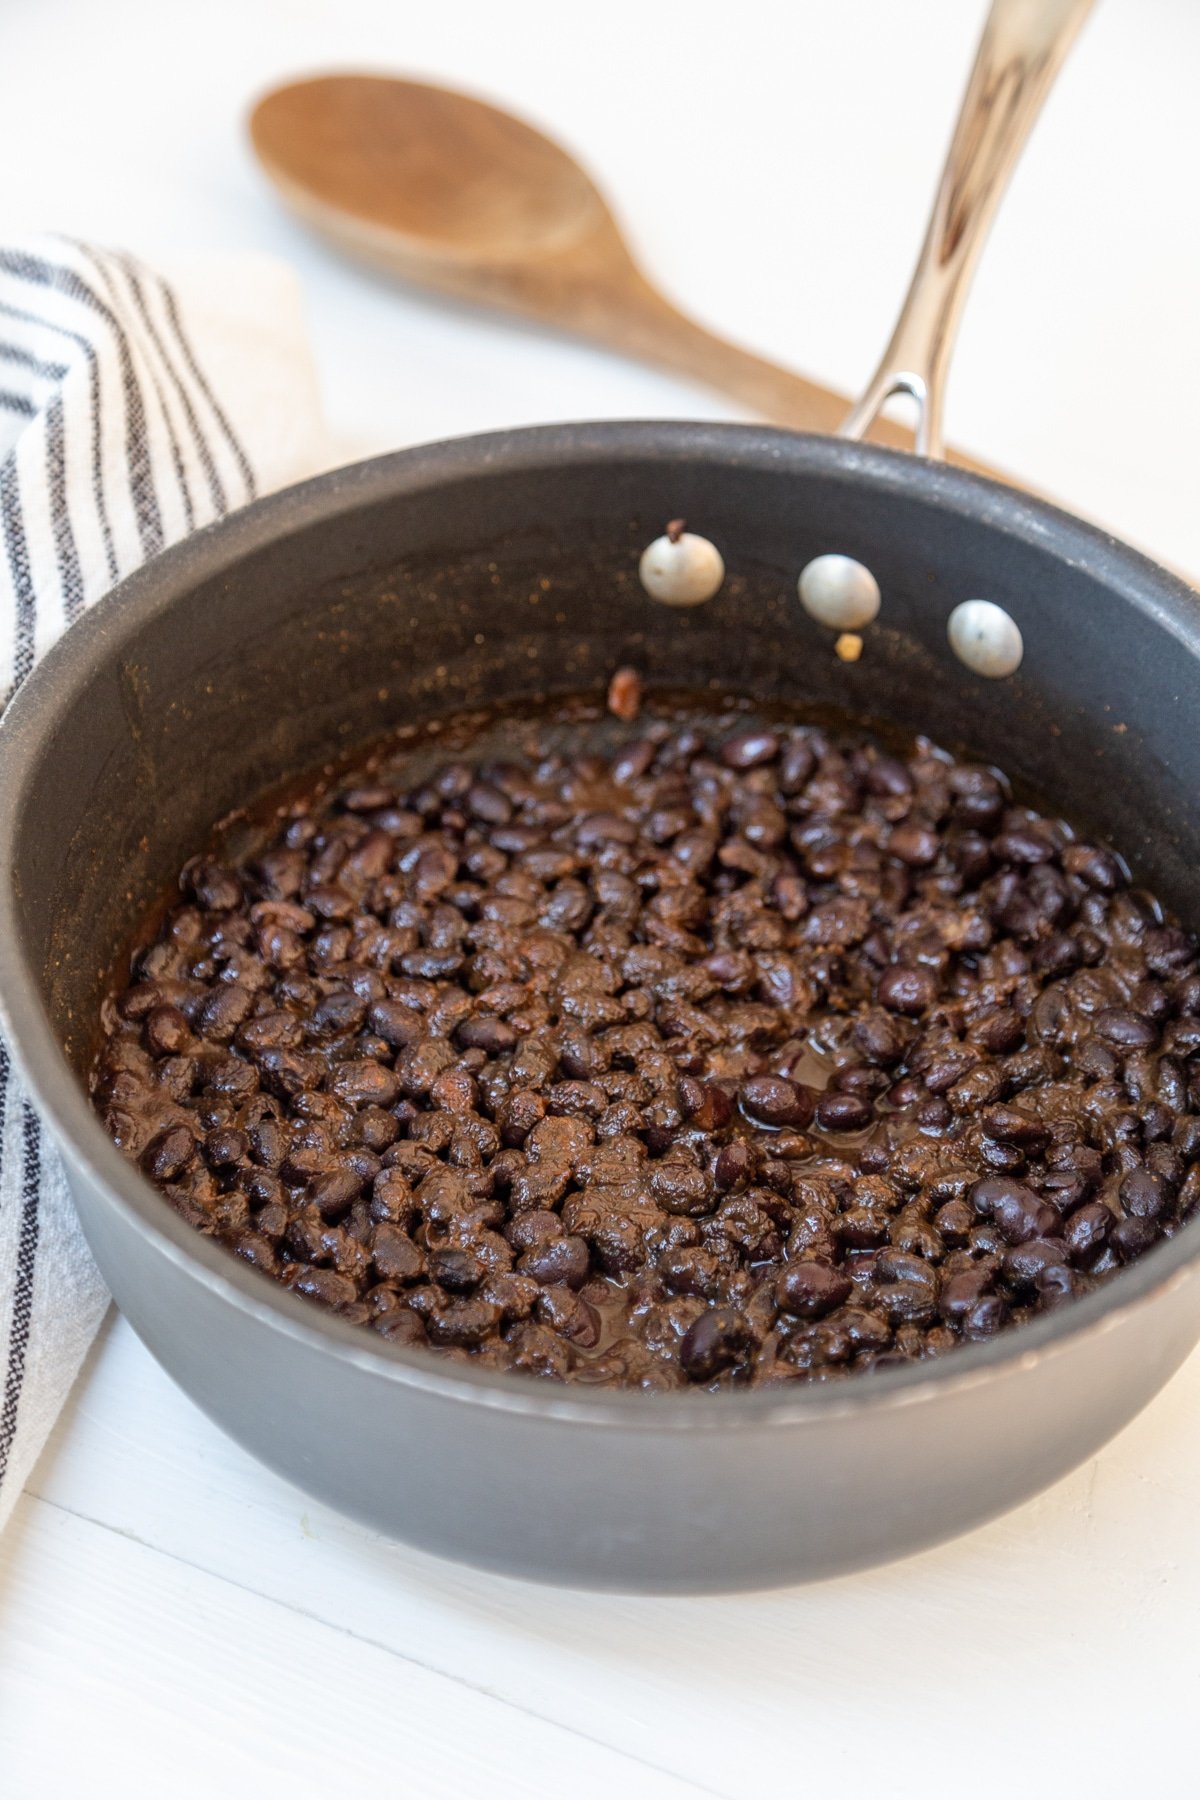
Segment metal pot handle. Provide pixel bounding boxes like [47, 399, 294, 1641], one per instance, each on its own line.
[840, 0, 1094, 460]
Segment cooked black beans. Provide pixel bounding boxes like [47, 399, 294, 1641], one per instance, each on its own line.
[94, 703, 1200, 1391]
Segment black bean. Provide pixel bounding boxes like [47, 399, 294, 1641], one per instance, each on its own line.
[888, 823, 939, 868]
[1144, 927, 1195, 977]
[1130, 980, 1172, 1024]
[678, 1078, 734, 1133]
[886, 1076, 924, 1109]
[366, 999, 424, 1049]
[877, 965, 938, 1016]
[771, 872, 808, 922]
[1034, 1263, 1078, 1306]
[739, 1076, 816, 1129]
[286, 1266, 360, 1309]
[680, 1306, 756, 1379]
[775, 1260, 852, 1318]
[1001, 1237, 1069, 1293]
[916, 1098, 953, 1134]
[606, 739, 653, 784]
[308, 1169, 361, 1222]
[142, 1125, 195, 1182]
[714, 1140, 756, 1191]
[876, 1281, 936, 1326]
[836, 1208, 889, 1249]
[962, 1295, 1009, 1339]
[534, 1285, 601, 1347]
[721, 731, 779, 770]
[954, 790, 1004, 831]
[993, 826, 1055, 866]
[197, 984, 254, 1043]
[979, 1104, 1051, 1153]
[518, 1236, 590, 1290]
[204, 1127, 247, 1168]
[815, 1090, 873, 1133]
[832, 1064, 888, 1098]
[657, 1247, 717, 1298]
[426, 1297, 503, 1346]
[934, 1199, 974, 1245]
[338, 784, 396, 814]
[1110, 1215, 1158, 1262]
[232, 1231, 279, 1275]
[777, 737, 817, 793]
[978, 1137, 1025, 1173]
[969, 1177, 1060, 1245]
[427, 1248, 485, 1294]
[354, 1107, 401, 1152]
[1038, 1170, 1087, 1215]
[328, 1061, 402, 1109]
[1074, 1038, 1119, 1081]
[371, 1225, 425, 1283]
[649, 1161, 714, 1217]
[311, 989, 367, 1035]
[1119, 1167, 1167, 1220]
[853, 1010, 906, 1065]
[186, 859, 243, 912]
[937, 1265, 994, 1323]
[864, 756, 913, 798]
[967, 1006, 1023, 1054]
[1094, 1008, 1159, 1050]
[504, 1210, 564, 1252]
[466, 782, 513, 825]
[1063, 844, 1125, 891]
[144, 1004, 192, 1058]
[1062, 1202, 1111, 1266]
[840, 1308, 891, 1352]
[1174, 1117, 1200, 1163]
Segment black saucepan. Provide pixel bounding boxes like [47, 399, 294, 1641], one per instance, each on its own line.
[2, 420, 1199, 1590]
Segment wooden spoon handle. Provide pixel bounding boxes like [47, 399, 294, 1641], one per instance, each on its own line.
[599, 265, 995, 472]
[620, 289, 891, 439]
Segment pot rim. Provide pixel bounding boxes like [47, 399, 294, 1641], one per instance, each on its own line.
[2, 417, 1198, 1431]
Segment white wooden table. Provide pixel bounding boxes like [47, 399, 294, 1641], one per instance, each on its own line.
[3, 1, 1200, 1791]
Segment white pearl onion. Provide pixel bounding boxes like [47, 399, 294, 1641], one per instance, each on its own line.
[639, 530, 725, 606]
[797, 554, 881, 630]
[947, 599, 1024, 678]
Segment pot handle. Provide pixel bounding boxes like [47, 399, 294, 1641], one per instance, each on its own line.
[839, 0, 1094, 460]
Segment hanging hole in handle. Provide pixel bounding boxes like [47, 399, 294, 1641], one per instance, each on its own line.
[839, 371, 939, 457]
[875, 380, 930, 445]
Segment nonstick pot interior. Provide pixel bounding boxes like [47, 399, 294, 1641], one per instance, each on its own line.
[4, 421, 1200, 1589]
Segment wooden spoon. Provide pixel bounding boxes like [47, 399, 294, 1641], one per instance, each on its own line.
[248, 73, 998, 468]
[250, 78, 901, 444]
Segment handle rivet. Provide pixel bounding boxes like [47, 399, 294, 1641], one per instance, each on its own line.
[799, 554, 881, 630]
[639, 523, 725, 606]
[948, 599, 1023, 677]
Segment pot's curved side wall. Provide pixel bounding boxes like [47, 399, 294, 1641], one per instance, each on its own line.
[65, 1153, 1200, 1592]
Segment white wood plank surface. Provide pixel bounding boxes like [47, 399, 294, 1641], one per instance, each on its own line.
[3, 0, 1200, 1792]
[7, 1312, 1200, 1798]
[0, 1480, 706, 1799]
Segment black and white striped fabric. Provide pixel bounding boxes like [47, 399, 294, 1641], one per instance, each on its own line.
[0, 235, 324, 1529]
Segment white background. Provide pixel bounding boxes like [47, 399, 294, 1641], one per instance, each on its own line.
[2, 0, 1200, 1793]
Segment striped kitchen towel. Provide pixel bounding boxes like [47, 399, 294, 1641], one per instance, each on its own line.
[0, 235, 326, 1530]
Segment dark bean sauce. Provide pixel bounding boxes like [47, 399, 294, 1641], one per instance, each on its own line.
[92, 692, 1200, 1391]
